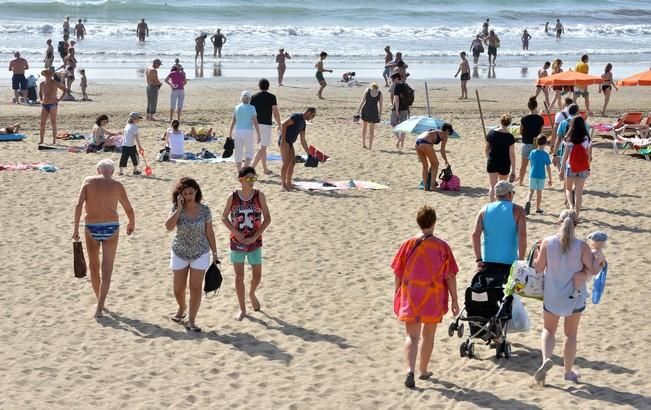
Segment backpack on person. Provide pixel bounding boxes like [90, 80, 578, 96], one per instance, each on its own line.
[401, 83, 415, 108]
[568, 142, 590, 172]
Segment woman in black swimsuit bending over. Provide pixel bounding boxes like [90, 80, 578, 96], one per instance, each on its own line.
[415, 123, 453, 191]
[599, 63, 618, 116]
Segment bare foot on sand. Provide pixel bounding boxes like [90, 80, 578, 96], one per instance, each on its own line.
[250, 293, 261, 311]
[233, 310, 246, 321]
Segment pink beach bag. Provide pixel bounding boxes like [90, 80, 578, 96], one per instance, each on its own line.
[439, 175, 461, 191]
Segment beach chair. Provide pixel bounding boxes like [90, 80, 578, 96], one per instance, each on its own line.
[541, 113, 555, 135]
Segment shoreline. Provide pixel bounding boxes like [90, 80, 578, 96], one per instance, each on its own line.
[2, 60, 650, 83]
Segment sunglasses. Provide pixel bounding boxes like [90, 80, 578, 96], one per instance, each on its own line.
[240, 176, 257, 183]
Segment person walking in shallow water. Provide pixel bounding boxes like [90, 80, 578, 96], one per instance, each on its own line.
[73, 159, 136, 319]
[137, 19, 148, 42]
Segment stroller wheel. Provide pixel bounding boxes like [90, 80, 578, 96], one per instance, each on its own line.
[459, 341, 467, 358]
[503, 342, 512, 359]
[448, 322, 456, 337]
[495, 343, 503, 359]
[457, 323, 464, 338]
[467, 342, 475, 358]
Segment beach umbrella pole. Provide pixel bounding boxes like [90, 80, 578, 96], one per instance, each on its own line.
[424, 82, 431, 117]
[476, 90, 487, 139]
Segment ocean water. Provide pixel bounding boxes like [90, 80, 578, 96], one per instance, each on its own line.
[0, 0, 650, 80]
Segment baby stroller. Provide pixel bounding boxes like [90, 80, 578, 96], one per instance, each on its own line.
[448, 262, 513, 359]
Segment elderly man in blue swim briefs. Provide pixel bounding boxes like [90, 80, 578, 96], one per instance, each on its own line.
[73, 159, 136, 319]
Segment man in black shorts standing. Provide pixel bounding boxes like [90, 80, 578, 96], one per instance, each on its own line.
[9, 52, 29, 103]
[251, 78, 282, 175]
[454, 52, 470, 99]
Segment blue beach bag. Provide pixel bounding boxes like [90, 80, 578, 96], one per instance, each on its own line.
[592, 262, 608, 304]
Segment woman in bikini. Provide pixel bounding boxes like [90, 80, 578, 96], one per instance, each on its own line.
[415, 123, 453, 191]
[599, 63, 618, 116]
[549, 59, 565, 110]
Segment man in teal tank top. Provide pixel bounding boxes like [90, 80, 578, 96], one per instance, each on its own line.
[472, 181, 527, 268]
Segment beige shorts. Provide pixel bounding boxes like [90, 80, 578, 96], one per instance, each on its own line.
[391, 110, 409, 128]
[258, 124, 272, 147]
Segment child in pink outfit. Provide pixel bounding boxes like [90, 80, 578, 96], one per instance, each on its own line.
[391, 206, 460, 389]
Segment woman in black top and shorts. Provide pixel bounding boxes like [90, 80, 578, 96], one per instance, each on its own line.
[486, 114, 516, 201]
[518, 96, 544, 185]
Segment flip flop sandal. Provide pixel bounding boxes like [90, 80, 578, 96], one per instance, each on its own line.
[170, 313, 186, 323]
[185, 323, 202, 333]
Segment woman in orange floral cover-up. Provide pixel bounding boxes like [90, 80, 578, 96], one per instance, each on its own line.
[391, 206, 460, 389]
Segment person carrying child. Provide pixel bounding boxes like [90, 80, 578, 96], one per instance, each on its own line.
[119, 112, 144, 175]
[570, 231, 607, 299]
[524, 135, 552, 215]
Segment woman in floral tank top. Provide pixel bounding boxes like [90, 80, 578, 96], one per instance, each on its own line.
[221, 166, 271, 321]
[165, 177, 219, 332]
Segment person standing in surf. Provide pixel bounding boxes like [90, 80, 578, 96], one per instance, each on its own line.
[137, 19, 149, 42]
[211, 29, 227, 58]
[195, 33, 208, 64]
[555, 19, 564, 39]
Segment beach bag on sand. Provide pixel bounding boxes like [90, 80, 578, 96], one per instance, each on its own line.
[304, 154, 319, 168]
[439, 165, 453, 182]
[204, 261, 223, 296]
[440, 175, 461, 191]
[73, 241, 87, 278]
[510, 295, 531, 333]
[158, 147, 170, 162]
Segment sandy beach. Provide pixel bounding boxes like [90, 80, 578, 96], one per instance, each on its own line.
[1, 77, 650, 409]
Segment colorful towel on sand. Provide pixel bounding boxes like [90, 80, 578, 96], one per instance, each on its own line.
[294, 180, 389, 191]
[592, 123, 614, 134]
[0, 133, 26, 141]
[0, 162, 58, 172]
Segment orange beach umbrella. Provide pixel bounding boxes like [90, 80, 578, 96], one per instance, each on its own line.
[536, 71, 604, 87]
[617, 69, 651, 87]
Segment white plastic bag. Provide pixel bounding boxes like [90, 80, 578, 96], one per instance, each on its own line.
[510, 295, 530, 333]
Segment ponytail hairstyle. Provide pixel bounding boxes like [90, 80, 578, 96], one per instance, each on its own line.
[558, 209, 579, 254]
